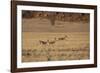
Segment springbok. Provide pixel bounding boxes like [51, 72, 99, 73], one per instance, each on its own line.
[58, 35, 68, 41]
[48, 40, 55, 45]
[39, 40, 48, 45]
[48, 37, 57, 45]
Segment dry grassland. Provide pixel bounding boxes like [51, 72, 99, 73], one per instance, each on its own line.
[22, 32, 89, 62]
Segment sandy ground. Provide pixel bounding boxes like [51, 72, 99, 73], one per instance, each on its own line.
[22, 18, 89, 32]
[22, 18, 90, 62]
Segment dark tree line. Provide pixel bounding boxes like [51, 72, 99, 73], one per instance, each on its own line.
[22, 11, 90, 25]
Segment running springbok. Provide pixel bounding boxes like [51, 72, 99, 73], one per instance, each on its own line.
[39, 40, 48, 45]
[57, 35, 68, 41]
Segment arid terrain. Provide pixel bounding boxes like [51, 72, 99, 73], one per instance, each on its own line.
[22, 11, 90, 62]
[22, 32, 89, 62]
